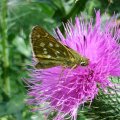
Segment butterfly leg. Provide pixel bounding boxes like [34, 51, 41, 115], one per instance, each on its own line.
[64, 64, 77, 81]
[58, 67, 66, 83]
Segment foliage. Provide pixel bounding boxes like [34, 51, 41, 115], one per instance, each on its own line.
[78, 77, 120, 120]
[0, 0, 120, 119]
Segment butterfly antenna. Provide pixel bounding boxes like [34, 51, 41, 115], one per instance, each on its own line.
[55, 28, 62, 41]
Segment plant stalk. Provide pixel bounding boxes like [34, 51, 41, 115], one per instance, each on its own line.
[1, 0, 11, 97]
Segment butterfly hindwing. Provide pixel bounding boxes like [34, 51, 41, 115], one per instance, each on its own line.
[31, 26, 75, 68]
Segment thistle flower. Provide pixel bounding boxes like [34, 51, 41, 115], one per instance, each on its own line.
[27, 11, 120, 120]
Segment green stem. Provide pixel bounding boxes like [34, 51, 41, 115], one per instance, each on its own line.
[62, 0, 88, 22]
[1, 0, 10, 97]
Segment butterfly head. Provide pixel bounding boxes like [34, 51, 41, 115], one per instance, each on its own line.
[80, 57, 89, 66]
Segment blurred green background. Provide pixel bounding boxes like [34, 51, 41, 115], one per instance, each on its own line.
[0, 0, 120, 120]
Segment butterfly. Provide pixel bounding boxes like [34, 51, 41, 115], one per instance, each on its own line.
[30, 26, 89, 69]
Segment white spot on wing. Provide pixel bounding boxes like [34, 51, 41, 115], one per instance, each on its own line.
[44, 33, 48, 37]
[43, 51, 47, 54]
[63, 52, 66, 55]
[55, 44, 59, 47]
[46, 55, 51, 58]
[56, 51, 60, 54]
[49, 42, 53, 47]
[43, 48, 48, 54]
[56, 56, 60, 58]
[55, 51, 60, 56]
[40, 42, 45, 47]
[43, 48, 47, 51]
[37, 34, 40, 38]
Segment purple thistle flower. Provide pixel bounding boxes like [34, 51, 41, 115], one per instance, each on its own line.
[27, 11, 120, 120]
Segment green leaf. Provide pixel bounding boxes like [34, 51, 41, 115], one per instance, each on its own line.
[13, 35, 31, 57]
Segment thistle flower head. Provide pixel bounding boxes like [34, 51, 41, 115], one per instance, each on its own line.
[27, 11, 120, 120]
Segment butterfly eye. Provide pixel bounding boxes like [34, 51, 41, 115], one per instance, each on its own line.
[80, 61, 87, 66]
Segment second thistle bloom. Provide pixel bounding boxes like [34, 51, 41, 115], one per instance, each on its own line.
[28, 11, 120, 120]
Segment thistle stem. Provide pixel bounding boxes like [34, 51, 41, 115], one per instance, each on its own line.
[1, 0, 11, 97]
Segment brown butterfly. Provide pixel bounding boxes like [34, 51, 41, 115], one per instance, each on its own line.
[30, 26, 89, 69]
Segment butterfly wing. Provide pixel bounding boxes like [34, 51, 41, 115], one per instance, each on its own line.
[30, 26, 75, 69]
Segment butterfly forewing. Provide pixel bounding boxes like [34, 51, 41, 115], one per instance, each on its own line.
[31, 26, 75, 68]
